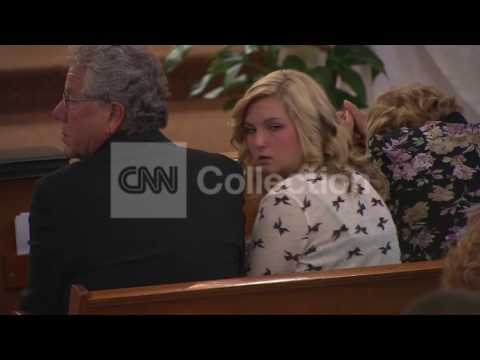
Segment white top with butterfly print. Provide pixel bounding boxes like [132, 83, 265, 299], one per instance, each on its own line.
[246, 167, 401, 276]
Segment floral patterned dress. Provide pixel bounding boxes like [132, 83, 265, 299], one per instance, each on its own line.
[369, 112, 480, 262]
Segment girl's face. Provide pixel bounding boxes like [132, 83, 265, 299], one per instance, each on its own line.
[244, 96, 304, 178]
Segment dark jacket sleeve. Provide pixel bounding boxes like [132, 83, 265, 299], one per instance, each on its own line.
[205, 155, 246, 276]
[224, 160, 246, 275]
[20, 177, 68, 314]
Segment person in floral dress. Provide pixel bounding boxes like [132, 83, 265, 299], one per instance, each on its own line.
[342, 85, 480, 262]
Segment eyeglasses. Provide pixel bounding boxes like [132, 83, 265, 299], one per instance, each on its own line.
[62, 91, 111, 112]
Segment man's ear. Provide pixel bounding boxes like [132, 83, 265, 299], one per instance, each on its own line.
[108, 101, 125, 134]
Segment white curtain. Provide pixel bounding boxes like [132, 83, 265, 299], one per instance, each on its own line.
[367, 45, 480, 123]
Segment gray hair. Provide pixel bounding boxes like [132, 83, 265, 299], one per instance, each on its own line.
[68, 45, 170, 133]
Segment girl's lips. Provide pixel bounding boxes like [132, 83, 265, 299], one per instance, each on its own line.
[257, 156, 272, 164]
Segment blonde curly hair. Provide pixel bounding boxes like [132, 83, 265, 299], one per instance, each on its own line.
[442, 209, 480, 290]
[367, 84, 462, 139]
[231, 69, 389, 199]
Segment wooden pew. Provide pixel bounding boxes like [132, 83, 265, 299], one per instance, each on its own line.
[0, 177, 38, 314]
[68, 260, 443, 315]
[0, 148, 65, 313]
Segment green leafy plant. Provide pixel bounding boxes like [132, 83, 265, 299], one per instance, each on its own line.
[165, 45, 385, 110]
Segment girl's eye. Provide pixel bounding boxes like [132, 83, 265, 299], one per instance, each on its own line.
[244, 127, 256, 134]
[269, 124, 283, 131]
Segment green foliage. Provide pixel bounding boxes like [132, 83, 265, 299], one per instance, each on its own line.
[165, 45, 386, 110]
[164, 45, 193, 74]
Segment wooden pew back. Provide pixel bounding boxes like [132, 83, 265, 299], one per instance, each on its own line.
[69, 260, 443, 315]
[0, 178, 37, 314]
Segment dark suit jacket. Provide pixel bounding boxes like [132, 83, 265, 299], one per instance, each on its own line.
[21, 130, 245, 314]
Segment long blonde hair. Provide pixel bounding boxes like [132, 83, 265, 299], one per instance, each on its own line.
[231, 69, 389, 199]
[368, 84, 462, 139]
[443, 208, 480, 290]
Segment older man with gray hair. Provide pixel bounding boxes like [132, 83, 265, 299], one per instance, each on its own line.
[21, 45, 245, 314]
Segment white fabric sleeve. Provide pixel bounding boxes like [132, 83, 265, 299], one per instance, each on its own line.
[247, 191, 309, 276]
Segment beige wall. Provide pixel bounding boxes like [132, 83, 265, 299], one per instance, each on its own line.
[0, 45, 224, 70]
